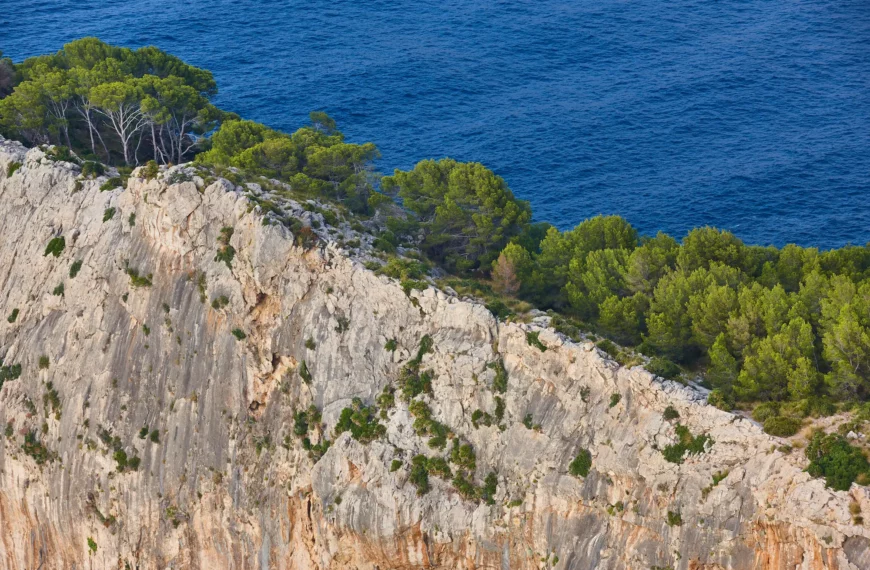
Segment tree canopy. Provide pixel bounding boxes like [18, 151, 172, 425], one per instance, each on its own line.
[381, 158, 531, 274]
[0, 37, 219, 165]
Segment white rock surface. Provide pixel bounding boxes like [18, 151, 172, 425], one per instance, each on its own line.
[0, 137, 867, 569]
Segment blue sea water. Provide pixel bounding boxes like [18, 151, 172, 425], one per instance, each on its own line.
[2, 0, 869, 249]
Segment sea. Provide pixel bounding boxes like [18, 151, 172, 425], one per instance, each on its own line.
[2, 0, 869, 249]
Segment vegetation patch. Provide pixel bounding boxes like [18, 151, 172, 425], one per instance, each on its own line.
[334, 397, 386, 443]
[662, 425, 712, 464]
[569, 449, 592, 478]
[7, 308, 19, 323]
[805, 430, 870, 491]
[43, 237, 65, 257]
[69, 260, 82, 278]
[215, 227, 236, 269]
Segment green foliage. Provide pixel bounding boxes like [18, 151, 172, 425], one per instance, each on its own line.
[7, 308, 19, 323]
[141, 160, 158, 180]
[211, 295, 229, 310]
[763, 416, 802, 437]
[390, 459, 402, 472]
[102, 207, 115, 222]
[44, 236, 65, 257]
[231, 328, 246, 340]
[149, 430, 160, 443]
[647, 357, 680, 380]
[707, 388, 735, 411]
[666, 511, 683, 527]
[87, 537, 97, 554]
[805, 430, 870, 491]
[569, 449, 592, 478]
[449, 440, 477, 471]
[125, 266, 153, 287]
[381, 158, 532, 274]
[384, 338, 397, 352]
[100, 177, 122, 191]
[7, 162, 21, 177]
[215, 227, 235, 269]
[662, 424, 712, 464]
[298, 360, 312, 384]
[305, 337, 316, 350]
[489, 359, 508, 393]
[609, 393, 621, 408]
[481, 472, 498, 505]
[38, 355, 50, 369]
[69, 260, 83, 278]
[81, 161, 105, 178]
[22, 431, 53, 464]
[334, 397, 386, 443]
[663, 406, 680, 421]
[526, 331, 547, 351]
[409, 400, 450, 449]
[376, 385, 395, 419]
[0, 360, 22, 392]
[409, 455, 430, 495]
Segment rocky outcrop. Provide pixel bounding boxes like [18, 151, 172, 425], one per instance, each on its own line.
[0, 137, 868, 569]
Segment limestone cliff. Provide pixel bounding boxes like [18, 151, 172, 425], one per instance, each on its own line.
[0, 137, 868, 570]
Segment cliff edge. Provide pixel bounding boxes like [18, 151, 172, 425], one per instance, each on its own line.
[0, 137, 868, 569]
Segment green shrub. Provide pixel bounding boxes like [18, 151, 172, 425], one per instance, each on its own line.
[647, 357, 680, 380]
[125, 267, 153, 287]
[385, 338, 397, 351]
[707, 389, 734, 411]
[450, 440, 477, 471]
[752, 402, 780, 423]
[7, 308, 19, 323]
[22, 431, 53, 464]
[87, 537, 97, 554]
[569, 449, 592, 478]
[522, 413, 534, 429]
[211, 295, 229, 309]
[390, 459, 402, 472]
[52, 283, 64, 296]
[334, 397, 386, 443]
[596, 339, 619, 358]
[149, 430, 160, 443]
[609, 393, 621, 408]
[231, 328, 246, 340]
[100, 177, 122, 191]
[103, 207, 115, 222]
[376, 385, 395, 419]
[481, 472, 498, 505]
[215, 227, 236, 268]
[526, 331, 547, 352]
[410, 455, 430, 495]
[128, 213, 136, 226]
[662, 425, 712, 464]
[38, 355, 49, 369]
[138, 426, 149, 439]
[298, 360, 312, 383]
[663, 405, 680, 421]
[494, 397, 505, 423]
[81, 161, 104, 178]
[489, 359, 508, 393]
[763, 416, 801, 437]
[142, 160, 159, 180]
[305, 337, 316, 350]
[666, 511, 682, 526]
[805, 431, 870, 491]
[44, 236, 65, 257]
[69, 260, 82, 278]
[427, 457, 452, 478]
[7, 162, 21, 177]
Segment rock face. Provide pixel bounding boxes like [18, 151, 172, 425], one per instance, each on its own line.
[0, 137, 868, 570]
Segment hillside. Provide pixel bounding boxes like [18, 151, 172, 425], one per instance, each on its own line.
[0, 137, 868, 569]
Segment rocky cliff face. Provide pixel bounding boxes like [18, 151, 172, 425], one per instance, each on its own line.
[0, 137, 868, 570]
